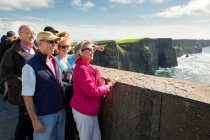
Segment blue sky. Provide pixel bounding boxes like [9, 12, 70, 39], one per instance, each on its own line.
[0, 0, 210, 40]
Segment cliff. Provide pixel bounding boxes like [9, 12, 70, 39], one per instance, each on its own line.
[155, 38, 177, 67]
[197, 39, 210, 47]
[172, 39, 210, 57]
[92, 38, 210, 75]
[93, 38, 177, 75]
[172, 39, 201, 57]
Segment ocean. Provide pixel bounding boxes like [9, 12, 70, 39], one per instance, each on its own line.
[155, 46, 210, 85]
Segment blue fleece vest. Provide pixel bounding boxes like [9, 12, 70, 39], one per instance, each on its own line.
[27, 51, 65, 116]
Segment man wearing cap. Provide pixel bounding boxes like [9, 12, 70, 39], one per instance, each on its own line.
[22, 31, 66, 140]
[44, 26, 59, 35]
[1, 25, 36, 140]
[6, 30, 16, 38]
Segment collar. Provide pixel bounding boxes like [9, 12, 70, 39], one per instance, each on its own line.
[20, 42, 33, 52]
[12, 39, 36, 57]
[75, 58, 90, 66]
[35, 51, 57, 78]
[36, 51, 55, 64]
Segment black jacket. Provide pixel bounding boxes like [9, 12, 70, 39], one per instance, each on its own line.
[0, 39, 36, 105]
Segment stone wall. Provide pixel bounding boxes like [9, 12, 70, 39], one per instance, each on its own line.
[98, 66, 210, 140]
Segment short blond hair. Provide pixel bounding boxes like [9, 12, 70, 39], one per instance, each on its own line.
[74, 40, 93, 59]
[57, 32, 70, 43]
[55, 32, 71, 54]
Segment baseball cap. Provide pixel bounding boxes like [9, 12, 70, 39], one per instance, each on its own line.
[43, 26, 58, 35]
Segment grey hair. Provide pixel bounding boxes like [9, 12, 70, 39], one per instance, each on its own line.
[73, 40, 92, 59]
[18, 25, 32, 34]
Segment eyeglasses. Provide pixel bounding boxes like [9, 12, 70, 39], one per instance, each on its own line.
[58, 45, 70, 49]
[21, 32, 36, 36]
[81, 48, 94, 52]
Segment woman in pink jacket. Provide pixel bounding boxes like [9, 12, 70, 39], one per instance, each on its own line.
[70, 40, 117, 140]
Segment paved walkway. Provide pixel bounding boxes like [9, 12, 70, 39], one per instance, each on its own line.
[0, 94, 18, 140]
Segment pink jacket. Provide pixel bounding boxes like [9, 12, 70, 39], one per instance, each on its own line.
[70, 58, 110, 116]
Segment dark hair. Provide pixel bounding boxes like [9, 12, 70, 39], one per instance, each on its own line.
[6, 31, 15, 37]
[1, 35, 6, 42]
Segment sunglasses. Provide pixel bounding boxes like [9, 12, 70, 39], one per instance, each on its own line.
[42, 40, 57, 44]
[58, 45, 70, 49]
[81, 48, 94, 52]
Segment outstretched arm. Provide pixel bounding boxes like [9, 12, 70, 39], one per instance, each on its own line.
[93, 44, 107, 52]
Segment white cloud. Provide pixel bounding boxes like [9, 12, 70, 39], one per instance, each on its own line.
[139, 13, 154, 20]
[1, 18, 210, 40]
[0, 18, 46, 37]
[155, 0, 210, 18]
[109, 0, 144, 5]
[0, 0, 53, 11]
[82, 2, 94, 11]
[71, 0, 81, 6]
[195, 19, 210, 24]
[152, 0, 167, 4]
[19, 16, 44, 21]
[71, 0, 95, 11]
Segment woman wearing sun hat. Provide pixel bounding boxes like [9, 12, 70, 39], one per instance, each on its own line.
[55, 32, 77, 140]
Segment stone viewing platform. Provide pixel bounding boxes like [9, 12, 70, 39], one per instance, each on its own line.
[98, 66, 210, 140]
[0, 66, 210, 140]
[99, 66, 210, 104]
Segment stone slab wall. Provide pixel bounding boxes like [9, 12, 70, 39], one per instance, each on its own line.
[97, 66, 210, 140]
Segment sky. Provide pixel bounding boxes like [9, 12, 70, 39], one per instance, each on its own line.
[0, 0, 210, 40]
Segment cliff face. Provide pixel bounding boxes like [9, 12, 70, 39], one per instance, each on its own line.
[116, 38, 158, 75]
[92, 38, 210, 75]
[91, 40, 120, 69]
[197, 39, 210, 47]
[155, 38, 177, 67]
[93, 38, 177, 75]
[172, 39, 205, 57]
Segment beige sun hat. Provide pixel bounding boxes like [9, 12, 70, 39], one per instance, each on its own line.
[36, 31, 59, 42]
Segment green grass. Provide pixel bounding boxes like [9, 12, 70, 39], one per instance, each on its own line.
[173, 46, 183, 51]
[143, 46, 150, 53]
[116, 38, 143, 44]
[94, 40, 113, 44]
[116, 44, 127, 55]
